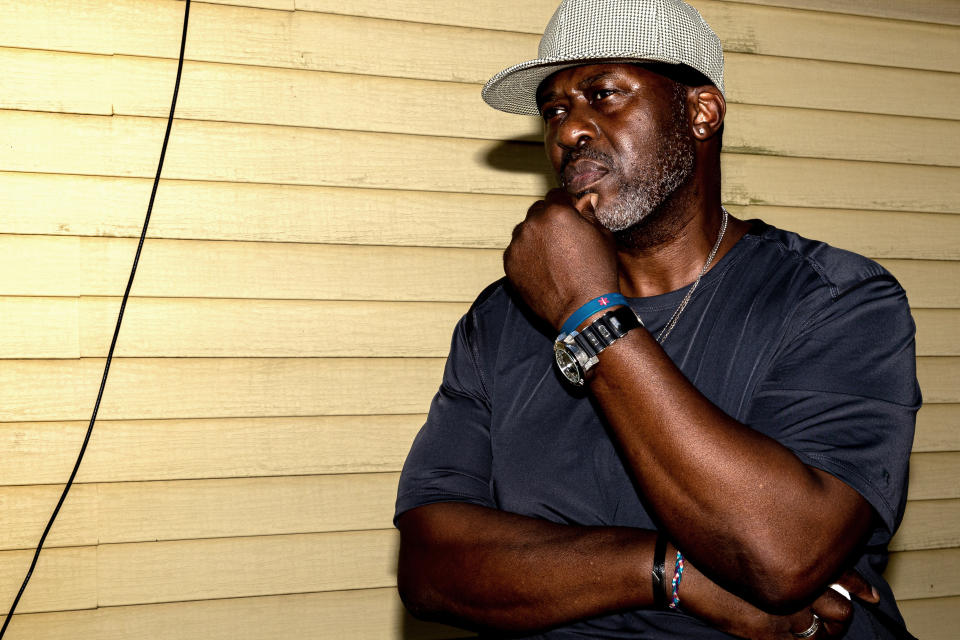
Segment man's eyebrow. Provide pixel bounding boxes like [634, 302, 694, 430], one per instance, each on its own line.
[577, 71, 614, 89]
[537, 71, 615, 108]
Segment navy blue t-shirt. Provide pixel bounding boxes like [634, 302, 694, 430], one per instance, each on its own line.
[396, 221, 921, 638]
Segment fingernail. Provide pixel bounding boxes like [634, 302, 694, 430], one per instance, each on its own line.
[830, 584, 850, 600]
[871, 586, 880, 599]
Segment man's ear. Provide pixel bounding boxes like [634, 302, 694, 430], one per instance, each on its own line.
[689, 86, 725, 140]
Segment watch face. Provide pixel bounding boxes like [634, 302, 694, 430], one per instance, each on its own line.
[554, 341, 584, 386]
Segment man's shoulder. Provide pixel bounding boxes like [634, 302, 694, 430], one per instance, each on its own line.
[469, 277, 512, 314]
[750, 221, 900, 302]
[462, 278, 512, 340]
[466, 277, 550, 331]
[456, 278, 554, 369]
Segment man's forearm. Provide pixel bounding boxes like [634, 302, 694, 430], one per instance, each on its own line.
[395, 501, 828, 637]
[587, 327, 873, 610]
[397, 501, 654, 631]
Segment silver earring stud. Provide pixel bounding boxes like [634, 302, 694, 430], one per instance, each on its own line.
[698, 127, 705, 134]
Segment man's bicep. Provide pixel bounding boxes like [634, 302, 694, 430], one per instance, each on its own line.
[395, 316, 496, 524]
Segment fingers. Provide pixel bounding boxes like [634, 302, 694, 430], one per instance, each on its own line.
[799, 587, 854, 639]
[835, 569, 880, 603]
[781, 609, 816, 639]
[780, 570, 879, 640]
[510, 220, 525, 242]
[574, 193, 599, 221]
[819, 616, 845, 638]
[523, 189, 570, 224]
[787, 610, 845, 639]
[542, 188, 597, 216]
[801, 569, 883, 639]
[527, 189, 600, 225]
[523, 198, 547, 221]
[811, 588, 852, 624]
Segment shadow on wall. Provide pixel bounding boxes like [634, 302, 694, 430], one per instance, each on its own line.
[400, 608, 476, 640]
[485, 139, 557, 195]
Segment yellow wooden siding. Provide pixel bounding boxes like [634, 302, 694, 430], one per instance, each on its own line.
[0, 0, 957, 637]
[4, 2, 960, 118]
[0, 588, 470, 640]
[294, 0, 960, 70]
[890, 500, 960, 552]
[883, 547, 960, 600]
[0, 485, 98, 551]
[913, 403, 960, 452]
[908, 452, 960, 500]
[915, 358, 960, 403]
[899, 596, 960, 640]
[96, 531, 398, 606]
[0, 416, 423, 485]
[7, 49, 960, 168]
[0, 358, 446, 421]
[76, 298, 469, 358]
[0, 475, 403, 550]
[728, 0, 960, 26]
[0, 546, 97, 614]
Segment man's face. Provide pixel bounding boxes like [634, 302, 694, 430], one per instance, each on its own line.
[537, 63, 695, 232]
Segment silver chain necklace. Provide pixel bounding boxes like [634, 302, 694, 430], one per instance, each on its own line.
[655, 208, 729, 344]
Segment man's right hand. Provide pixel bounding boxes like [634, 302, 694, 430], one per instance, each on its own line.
[804, 570, 879, 638]
[502, 188, 619, 332]
[681, 564, 880, 639]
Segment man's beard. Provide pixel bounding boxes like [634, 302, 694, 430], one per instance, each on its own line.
[591, 87, 695, 233]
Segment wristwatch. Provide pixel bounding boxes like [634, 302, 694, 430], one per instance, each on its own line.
[554, 305, 643, 386]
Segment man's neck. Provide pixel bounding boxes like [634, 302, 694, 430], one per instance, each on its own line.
[614, 195, 748, 298]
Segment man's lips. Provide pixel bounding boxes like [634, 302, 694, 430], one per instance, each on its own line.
[563, 160, 609, 194]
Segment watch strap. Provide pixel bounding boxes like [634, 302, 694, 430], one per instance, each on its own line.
[554, 305, 643, 386]
[572, 305, 642, 359]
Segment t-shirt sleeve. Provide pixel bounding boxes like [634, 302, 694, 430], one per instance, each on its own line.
[746, 274, 921, 542]
[394, 310, 496, 523]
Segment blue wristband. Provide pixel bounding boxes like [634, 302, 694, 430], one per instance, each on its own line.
[560, 293, 629, 336]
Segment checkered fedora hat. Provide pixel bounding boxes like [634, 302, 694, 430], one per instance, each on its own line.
[482, 0, 724, 115]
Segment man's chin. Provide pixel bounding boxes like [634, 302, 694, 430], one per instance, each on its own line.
[594, 200, 649, 233]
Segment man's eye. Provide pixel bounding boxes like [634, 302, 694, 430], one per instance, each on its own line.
[592, 89, 616, 101]
[541, 106, 564, 120]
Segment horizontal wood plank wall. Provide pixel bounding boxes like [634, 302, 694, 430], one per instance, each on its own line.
[0, 0, 956, 638]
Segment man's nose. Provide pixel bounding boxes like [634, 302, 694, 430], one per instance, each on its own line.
[555, 104, 596, 150]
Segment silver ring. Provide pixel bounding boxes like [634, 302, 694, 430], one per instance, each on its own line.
[792, 613, 821, 639]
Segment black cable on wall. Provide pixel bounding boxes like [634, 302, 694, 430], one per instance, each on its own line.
[0, 2, 191, 635]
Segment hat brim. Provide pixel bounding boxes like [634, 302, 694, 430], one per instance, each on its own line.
[481, 54, 685, 116]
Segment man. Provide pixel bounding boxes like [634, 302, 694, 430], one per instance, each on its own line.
[394, 1, 920, 638]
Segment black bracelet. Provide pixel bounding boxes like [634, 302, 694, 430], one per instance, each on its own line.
[652, 533, 668, 609]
